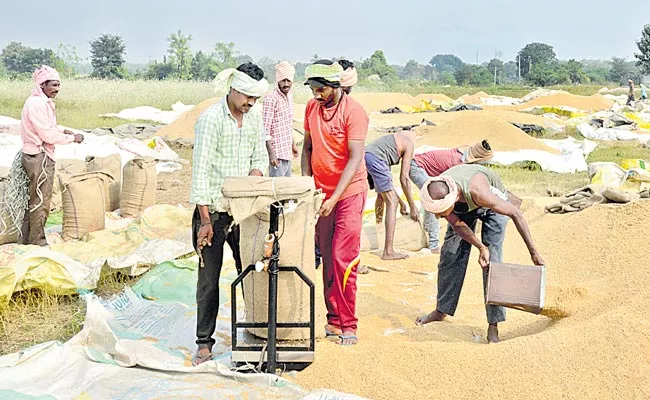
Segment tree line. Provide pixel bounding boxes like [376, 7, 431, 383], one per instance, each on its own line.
[2, 24, 649, 87]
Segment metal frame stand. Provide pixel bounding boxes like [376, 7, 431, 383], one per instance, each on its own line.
[231, 201, 315, 374]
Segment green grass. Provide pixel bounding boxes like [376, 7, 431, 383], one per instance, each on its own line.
[492, 141, 650, 197]
[0, 78, 215, 129]
[0, 267, 140, 355]
[586, 141, 650, 164]
[0, 291, 85, 355]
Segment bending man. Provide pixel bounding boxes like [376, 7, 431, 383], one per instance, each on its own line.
[415, 164, 544, 343]
[365, 132, 418, 260]
[408, 140, 493, 253]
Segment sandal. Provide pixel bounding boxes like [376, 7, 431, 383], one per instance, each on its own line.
[358, 265, 371, 274]
[337, 334, 358, 346]
[325, 324, 342, 337]
[192, 349, 214, 366]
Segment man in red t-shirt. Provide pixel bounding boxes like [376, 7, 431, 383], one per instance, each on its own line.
[301, 60, 368, 346]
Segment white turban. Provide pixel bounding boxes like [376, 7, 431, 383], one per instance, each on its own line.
[275, 61, 295, 83]
[420, 176, 459, 214]
[213, 68, 269, 97]
[340, 67, 358, 87]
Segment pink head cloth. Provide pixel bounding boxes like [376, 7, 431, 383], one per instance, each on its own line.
[32, 65, 60, 96]
[419, 176, 458, 214]
[275, 61, 295, 83]
[340, 67, 358, 87]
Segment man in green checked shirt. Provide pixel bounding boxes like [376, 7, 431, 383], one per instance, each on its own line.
[189, 62, 269, 365]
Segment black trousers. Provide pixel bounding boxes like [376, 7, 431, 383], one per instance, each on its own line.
[192, 208, 243, 348]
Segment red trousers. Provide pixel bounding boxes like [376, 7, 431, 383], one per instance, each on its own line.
[316, 190, 366, 333]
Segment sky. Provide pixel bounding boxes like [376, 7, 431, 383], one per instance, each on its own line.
[1, 0, 649, 66]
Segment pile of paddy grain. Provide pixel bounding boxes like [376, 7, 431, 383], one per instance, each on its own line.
[293, 199, 650, 400]
[516, 93, 613, 112]
[156, 97, 219, 141]
[457, 91, 490, 105]
[350, 93, 420, 113]
[415, 111, 558, 153]
[415, 93, 455, 105]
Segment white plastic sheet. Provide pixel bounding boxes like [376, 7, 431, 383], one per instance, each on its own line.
[479, 95, 521, 106]
[577, 123, 650, 145]
[99, 102, 194, 124]
[0, 286, 367, 399]
[0, 116, 21, 126]
[0, 131, 184, 175]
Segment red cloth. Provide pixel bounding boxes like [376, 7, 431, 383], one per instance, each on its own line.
[263, 86, 294, 161]
[304, 94, 369, 200]
[414, 148, 463, 177]
[316, 190, 366, 332]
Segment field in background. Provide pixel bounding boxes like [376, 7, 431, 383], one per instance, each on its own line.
[0, 78, 615, 129]
[0, 79, 215, 128]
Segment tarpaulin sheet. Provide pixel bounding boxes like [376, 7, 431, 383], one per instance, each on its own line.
[0, 259, 367, 399]
[0, 205, 194, 307]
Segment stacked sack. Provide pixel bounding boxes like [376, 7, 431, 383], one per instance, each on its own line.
[120, 157, 157, 217]
[61, 172, 113, 240]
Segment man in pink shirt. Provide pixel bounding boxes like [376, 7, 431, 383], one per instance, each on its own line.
[263, 61, 298, 177]
[20, 65, 84, 246]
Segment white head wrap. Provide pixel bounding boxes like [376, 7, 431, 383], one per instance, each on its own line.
[420, 176, 459, 214]
[213, 68, 269, 97]
[340, 67, 358, 87]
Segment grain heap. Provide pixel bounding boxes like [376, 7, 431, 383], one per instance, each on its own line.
[293, 198, 650, 400]
[350, 93, 420, 113]
[415, 112, 558, 152]
[415, 93, 455, 105]
[517, 93, 613, 112]
[156, 97, 219, 141]
[458, 91, 490, 105]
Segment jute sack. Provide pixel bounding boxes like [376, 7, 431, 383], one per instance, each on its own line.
[376, 217, 427, 251]
[0, 179, 20, 245]
[86, 154, 121, 212]
[62, 172, 111, 240]
[51, 159, 87, 212]
[238, 198, 326, 340]
[361, 217, 427, 252]
[120, 157, 156, 217]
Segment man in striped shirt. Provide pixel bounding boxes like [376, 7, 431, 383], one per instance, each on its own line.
[263, 61, 298, 177]
[189, 62, 269, 365]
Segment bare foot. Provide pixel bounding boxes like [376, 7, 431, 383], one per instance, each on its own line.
[487, 324, 499, 343]
[415, 310, 446, 326]
[429, 247, 440, 254]
[337, 330, 358, 345]
[382, 250, 408, 260]
[325, 324, 342, 337]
